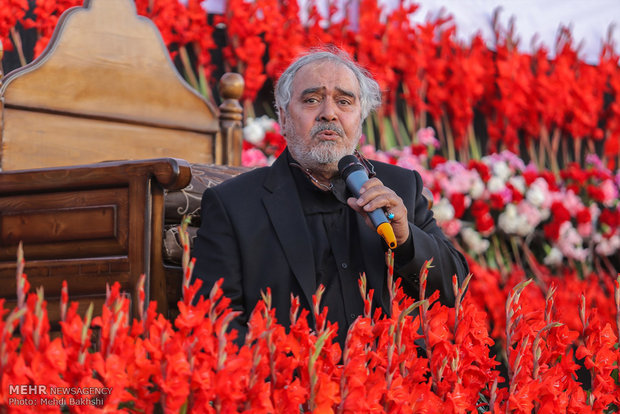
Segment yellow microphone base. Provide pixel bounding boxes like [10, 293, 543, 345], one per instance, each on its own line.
[377, 222, 397, 249]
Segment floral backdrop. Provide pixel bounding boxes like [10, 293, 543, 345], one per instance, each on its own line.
[2, 0, 619, 169]
[1, 0, 619, 412]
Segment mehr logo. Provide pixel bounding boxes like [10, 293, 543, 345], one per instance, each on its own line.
[9, 385, 47, 395]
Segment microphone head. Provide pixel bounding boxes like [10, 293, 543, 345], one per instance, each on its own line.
[338, 155, 365, 180]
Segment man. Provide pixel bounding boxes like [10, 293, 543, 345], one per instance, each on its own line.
[192, 48, 468, 347]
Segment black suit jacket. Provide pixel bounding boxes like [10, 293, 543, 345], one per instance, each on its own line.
[191, 149, 468, 341]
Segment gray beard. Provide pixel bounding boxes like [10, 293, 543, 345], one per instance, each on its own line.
[285, 122, 359, 170]
[309, 140, 351, 164]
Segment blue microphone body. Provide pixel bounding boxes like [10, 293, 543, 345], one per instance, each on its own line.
[338, 155, 398, 248]
[343, 168, 390, 229]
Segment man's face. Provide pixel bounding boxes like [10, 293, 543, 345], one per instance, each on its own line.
[280, 60, 363, 173]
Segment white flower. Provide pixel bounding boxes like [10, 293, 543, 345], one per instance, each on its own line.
[543, 247, 563, 266]
[491, 160, 511, 182]
[508, 176, 525, 194]
[525, 178, 548, 208]
[498, 204, 517, 234]
[498, 204, 532, 237]
[461, 227, 490, 254]
[432, 198, 455, 222]
[487, 176, 506, 193]
[243, 118, 266, 145]
[256, 115, 278, 131]
[469, 178, 485, 199]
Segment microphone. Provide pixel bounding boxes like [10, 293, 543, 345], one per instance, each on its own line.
[338, 155, 398, 249]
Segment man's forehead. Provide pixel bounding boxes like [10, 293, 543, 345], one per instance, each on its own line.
[292, 60, 360, 95]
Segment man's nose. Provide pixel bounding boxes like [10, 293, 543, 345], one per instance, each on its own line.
[316, 100, 338, 122]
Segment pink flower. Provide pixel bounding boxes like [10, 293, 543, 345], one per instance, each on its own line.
[242, 148, 269, 167]
[577, 222, 592, 238]
[441, 218, 462, 237]
[396, 150, 426, 171]
[359, 144, 393, 163]
[599, 179, 618, 207]
[556, 222, 588, 262]
[556, 190, 585, 216]
[416, 127, 440, 148]
[516, 200, 544, 229]
[418, 169, 436, 190]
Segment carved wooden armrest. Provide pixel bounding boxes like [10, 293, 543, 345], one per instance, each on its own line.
[0, 158, 191, 323]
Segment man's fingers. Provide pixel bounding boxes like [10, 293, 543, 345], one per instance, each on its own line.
[347, 197, 375, 229]
[347, 197, 363, 213]
[350, 179, 411, 245]
[357, 177, 383, 195]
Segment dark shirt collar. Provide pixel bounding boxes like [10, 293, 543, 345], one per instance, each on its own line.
[286, 150, 349, 209]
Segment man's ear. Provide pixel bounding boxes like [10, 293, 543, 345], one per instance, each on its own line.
[278, 107, 287, 136]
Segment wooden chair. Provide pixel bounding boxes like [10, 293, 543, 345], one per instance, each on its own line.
[0, 0, 245, 323]
[0, 0, 243, 170]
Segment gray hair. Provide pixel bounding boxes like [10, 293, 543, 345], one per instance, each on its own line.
[274, 48, 382, 123]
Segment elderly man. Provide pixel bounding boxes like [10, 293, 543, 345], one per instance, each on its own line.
[192, 48, 468, 346]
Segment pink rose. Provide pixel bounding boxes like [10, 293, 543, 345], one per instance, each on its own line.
[242, 148, 269, 167]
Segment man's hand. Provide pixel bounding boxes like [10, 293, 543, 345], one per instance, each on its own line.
[346, 177, 410, 246]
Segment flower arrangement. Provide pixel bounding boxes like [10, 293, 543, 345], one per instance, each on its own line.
[2, 0, 619, 170]
[1, 244, 619, 412]
[2, 3, 620, 410]
[241, 123, 619, 276]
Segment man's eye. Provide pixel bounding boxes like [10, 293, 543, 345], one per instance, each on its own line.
[338, 99, 351, 105]
[304, 97, 319, 103]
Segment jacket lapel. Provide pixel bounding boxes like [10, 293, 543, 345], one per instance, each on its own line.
[262, 152, 316, 308]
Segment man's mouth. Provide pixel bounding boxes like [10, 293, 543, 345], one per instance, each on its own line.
[312, 123, 344, 140]
[316, 130, 339, 140]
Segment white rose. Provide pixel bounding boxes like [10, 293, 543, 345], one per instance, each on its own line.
[487, 176, 506, 193]
[498, 204, 518, 234]
[243, 118, 266, 145]
[469, 178, 485, 199]
[461, 227, 490, 254]
[526, 181, 547, 207]
[492, 161, 511, 182]
[509, 176, 526, 194]
[432, 198, 455, 222]
[256, 115, 277, 131]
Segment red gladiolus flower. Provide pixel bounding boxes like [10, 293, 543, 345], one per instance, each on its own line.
[0, 0, 29, 53]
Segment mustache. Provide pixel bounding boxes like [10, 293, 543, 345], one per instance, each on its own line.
[311, 122, 344, 137]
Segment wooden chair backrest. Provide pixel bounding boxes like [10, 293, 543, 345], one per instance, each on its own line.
[0, 0, 243, 171]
